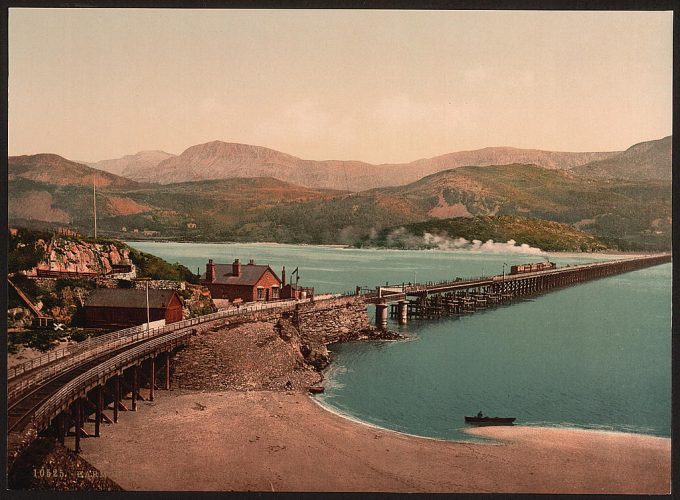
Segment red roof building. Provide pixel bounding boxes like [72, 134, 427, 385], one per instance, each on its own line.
[84, 289, 183, 329]
[200, 259, 282, 303]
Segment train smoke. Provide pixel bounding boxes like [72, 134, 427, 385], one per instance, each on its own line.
[382, 228, 546, 255]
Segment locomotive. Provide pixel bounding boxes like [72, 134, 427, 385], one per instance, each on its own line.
[509, 261, 556, 275]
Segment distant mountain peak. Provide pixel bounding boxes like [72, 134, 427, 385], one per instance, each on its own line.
[570, 136, 671, 181]
[8, 154, 137, 188]
[87, 150, 176, 177]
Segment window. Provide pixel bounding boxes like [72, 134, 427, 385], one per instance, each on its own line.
[257, 287, 264, 300]
[271, 286, 279, 299]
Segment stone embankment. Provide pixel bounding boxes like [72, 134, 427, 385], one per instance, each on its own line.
[172, 296, 402, 391]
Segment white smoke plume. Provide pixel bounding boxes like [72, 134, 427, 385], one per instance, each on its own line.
[381, 227, 545, 255]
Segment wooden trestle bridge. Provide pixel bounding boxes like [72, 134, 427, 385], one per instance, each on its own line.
[6, 253, 671, 456]
[364, 253, 672, 328]
[7, 298, 318, 454]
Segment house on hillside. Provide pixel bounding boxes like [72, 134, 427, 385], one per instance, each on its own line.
[84, 288, 183, 329]
[200, 259, 281, 303]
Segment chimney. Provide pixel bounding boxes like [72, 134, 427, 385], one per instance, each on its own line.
[248, 259, 255, 265]
[233, 258, 241, 276]
[206, 259, 216, 283]
[281, 266, 286, 286]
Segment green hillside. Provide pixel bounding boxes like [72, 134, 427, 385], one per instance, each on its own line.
[378, 164, 671, 250]
[8, 159, 671, 251]
[357, 216, 615, 252]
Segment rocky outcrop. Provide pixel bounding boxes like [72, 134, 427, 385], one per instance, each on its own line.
[180, 284, 216, 318]
[276, 317, 330, 371]
[33, 236, 133, 276]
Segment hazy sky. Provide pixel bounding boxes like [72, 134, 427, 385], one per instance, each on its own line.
[8, 9, 672, 163]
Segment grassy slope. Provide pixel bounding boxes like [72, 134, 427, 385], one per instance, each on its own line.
[358, 215, 614, 252]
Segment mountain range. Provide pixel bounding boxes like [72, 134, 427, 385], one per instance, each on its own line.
[70, 136, 670, 190]
[7, 136, 672, 251]
[84, 141, 628, 191]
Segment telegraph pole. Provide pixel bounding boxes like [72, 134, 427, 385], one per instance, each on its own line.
[93, 174, 97, 240]
[146, 279, 150, 331]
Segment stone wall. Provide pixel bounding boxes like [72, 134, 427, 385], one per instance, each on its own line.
[296, 296, 373, 344]
[187, 296, 372, 343]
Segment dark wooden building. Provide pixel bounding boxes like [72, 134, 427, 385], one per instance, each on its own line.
[200, 259, 282, 303]
[84, 289, 183, 329]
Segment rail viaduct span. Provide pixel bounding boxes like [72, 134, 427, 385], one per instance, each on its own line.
[364, 253, 671, 327]
[7, 253, 671, 457]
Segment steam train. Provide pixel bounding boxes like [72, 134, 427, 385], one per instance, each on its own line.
[510, 261, 556, 275]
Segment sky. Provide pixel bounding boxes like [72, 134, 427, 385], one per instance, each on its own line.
[8, 9, 673, 164]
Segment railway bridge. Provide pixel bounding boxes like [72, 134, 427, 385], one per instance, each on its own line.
[364, 253, 671, 327]
[7, 253, 671, 459]
[7, 297, 322, 456]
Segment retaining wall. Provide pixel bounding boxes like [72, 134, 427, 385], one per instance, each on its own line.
[189, 296, 371, 343]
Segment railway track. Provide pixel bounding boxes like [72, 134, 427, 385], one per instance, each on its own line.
[7, 296, 332, 437]
[7, 333, 170, 434]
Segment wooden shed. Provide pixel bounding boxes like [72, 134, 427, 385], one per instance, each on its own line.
[84, 288, 183, 329]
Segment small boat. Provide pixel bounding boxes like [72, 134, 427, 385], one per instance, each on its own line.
[308, 386, 325, 394]
[464, 415, 516, 425]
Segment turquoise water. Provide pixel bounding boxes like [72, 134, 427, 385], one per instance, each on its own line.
[129, 242, 671, 440]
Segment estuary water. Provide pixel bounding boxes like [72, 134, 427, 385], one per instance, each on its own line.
[129, 241, 671, 440]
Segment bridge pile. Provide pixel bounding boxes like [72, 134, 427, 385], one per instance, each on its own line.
[389, 290, 512, 321]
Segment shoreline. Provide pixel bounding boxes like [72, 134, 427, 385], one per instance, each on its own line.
[123, 239, 670, 257]
[310, 395, 496, 445]
[310, 393, 670, 444]
[124, 239, 353, 249]
[77, 388, 670, 493]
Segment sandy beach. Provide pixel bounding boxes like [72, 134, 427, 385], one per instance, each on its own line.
[77, 388, 670, 493]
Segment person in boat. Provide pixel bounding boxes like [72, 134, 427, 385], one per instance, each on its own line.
[477, 411, 484, 418]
